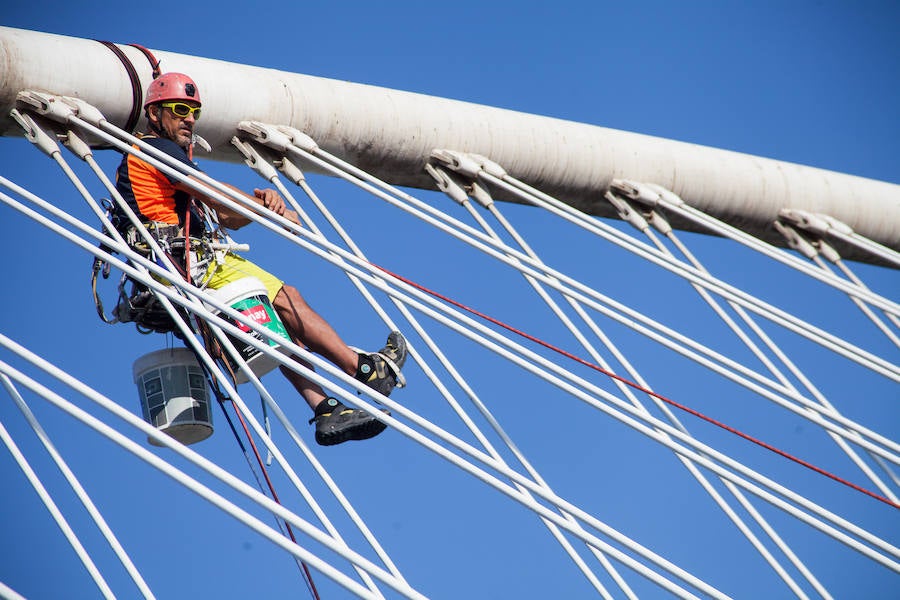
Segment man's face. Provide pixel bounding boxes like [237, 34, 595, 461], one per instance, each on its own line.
[150, 101, 199, 148]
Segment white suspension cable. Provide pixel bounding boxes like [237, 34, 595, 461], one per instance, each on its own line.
[0, 581, 27, 600]
[0, 173, 402, 596]
[237, 142, 628, 600]
[5, 175, 900, 537]
[480, 171, 900, 380]
[630, 210, 900, 503]
[4, 87, 895, 600]
[35, 109, 900, 444]
[828, 228, 900, 269]
[0, 190, 731, 599]
[5, 106, 892, 592]
[43, 122, 400, 596]
[830, 255, 900, 334]
[0, 416, 116, 600]
[5, 159, 892, 600]
[465, 184, 823, 599]
[225, 121, 899, 383]
[250, 154, 900, 461]
[277, 157, 626, 598]
[13, 114, 390, 596]
[778, 208, 900, 270]
[0, 359, 426, 600]
[774, 217, 900, 350]
[1, 376, 155, 599]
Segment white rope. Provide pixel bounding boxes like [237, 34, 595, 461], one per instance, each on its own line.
[825, 227, 900, 270]
[46, 112, 900, 448]
[814, 253, 900, 348]
[231, 123, 898, 382]
[0, 581, 27, 600]
[650, 220, 898, 503]
[11, 152, 900, 550]
[0, 172, 403, 596]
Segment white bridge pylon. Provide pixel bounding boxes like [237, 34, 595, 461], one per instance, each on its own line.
[1, 26, 900, 263]
[0, 41, 898, 600]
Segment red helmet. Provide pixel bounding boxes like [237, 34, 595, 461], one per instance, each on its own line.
[143, 72, 201, 109]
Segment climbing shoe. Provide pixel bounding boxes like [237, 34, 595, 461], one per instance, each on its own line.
[309, 397, 388, 446]
[354, 331, 408, 397]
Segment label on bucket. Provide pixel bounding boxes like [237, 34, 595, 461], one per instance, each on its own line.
[230, 296, 289, 346]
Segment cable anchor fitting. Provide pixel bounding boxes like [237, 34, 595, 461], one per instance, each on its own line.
[778, 208, 854, 238]
[9, 109, 62, 157]
[236, 120, 294, 153]
[604, 190, 650, 232]
[231, 137, 279, 181]
[424, 163, 470, 205]
[274, 126, 318, 153]
[773, 221, 819, 260]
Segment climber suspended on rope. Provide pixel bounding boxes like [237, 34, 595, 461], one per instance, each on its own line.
[112, 71, 408, 446]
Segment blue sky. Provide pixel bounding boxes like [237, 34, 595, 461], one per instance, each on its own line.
[1, 2, 898, 599]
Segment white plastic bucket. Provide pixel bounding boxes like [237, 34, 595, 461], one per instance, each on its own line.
[206, 276, 290, 383]
[133, 348, 213, 446]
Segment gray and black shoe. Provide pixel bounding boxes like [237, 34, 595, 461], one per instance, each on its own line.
[354, 331, 408, 397]
[309, 397, 388, 446]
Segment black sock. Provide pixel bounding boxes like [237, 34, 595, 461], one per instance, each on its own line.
[315, 397, 342, 416]
[355, 353, 375, 381]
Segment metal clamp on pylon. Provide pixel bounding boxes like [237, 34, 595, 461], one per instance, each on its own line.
[275, 125, 318, 153]
[430, 149, 482, 179]
[778, 208, 854, 238]
[773, 220, 819, 260]
[16, 90, 80, 123]
[9, 109, 62, 157]
[603, 189, 650, 233]
[776, 209, 850, 263]
[236, 120, 294, 153]
[276, 156, 306, 185]
[231, 136, 279, 181]
[424, 162, 469, 205]
[608, 179, 661, 209]
[15, 91, 136, 150]
[468, 181, 495, 209]
[431, 149, 509, 179]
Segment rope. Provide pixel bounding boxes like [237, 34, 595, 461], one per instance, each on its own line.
[127, 43, 162, 79]
[95, 41, 143, 134]
[226, 398, 322, 600]
[195, 317, 321, 599]
[374, 264, 900, 511]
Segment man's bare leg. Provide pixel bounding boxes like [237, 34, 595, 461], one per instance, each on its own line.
[272, 284, 359, 378]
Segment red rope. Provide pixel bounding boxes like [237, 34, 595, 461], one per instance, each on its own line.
[229, 402, 322, 599]
[374, 264, 899, 511]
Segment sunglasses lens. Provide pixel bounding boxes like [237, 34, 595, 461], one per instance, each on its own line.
[165, 103, 199, 118]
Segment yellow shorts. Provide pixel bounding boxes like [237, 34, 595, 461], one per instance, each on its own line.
[204, 253, 284, 301]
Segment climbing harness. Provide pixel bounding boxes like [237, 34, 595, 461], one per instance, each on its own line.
[91, 199, 223, 335]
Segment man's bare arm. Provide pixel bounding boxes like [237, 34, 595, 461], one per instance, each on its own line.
[175, 180, 300, 229]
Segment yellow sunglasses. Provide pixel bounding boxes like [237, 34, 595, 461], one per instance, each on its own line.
[160, 101, 202, 119]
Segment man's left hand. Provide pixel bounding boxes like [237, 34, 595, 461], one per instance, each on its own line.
[255, 188, 286, 215]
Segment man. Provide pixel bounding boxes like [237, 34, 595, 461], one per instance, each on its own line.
[115, 72, 407, 446]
